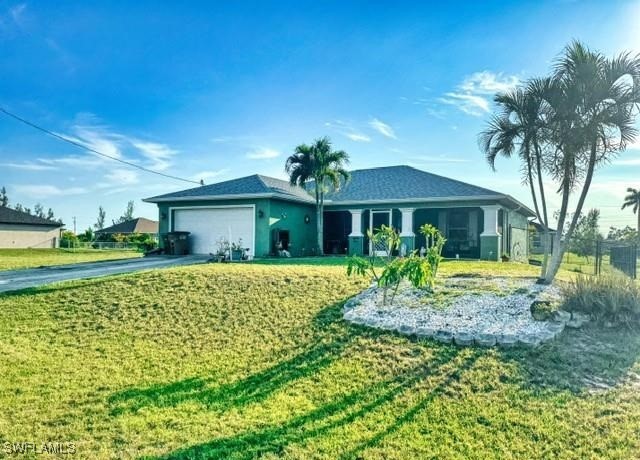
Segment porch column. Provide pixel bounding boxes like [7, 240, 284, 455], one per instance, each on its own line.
[347, 209, 364, 256]
[399, 208, 415, 254]
[480, 205, 501, 261]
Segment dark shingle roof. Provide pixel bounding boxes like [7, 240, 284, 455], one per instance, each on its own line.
[143, 165, 533, 215]
[0, 206, 63, 227]
[95, 217, 159, 234]
[144, 174, 314, 203]
[325, 165, 501, 202]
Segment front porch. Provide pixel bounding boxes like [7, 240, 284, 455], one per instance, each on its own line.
[323, 205, 506, 261]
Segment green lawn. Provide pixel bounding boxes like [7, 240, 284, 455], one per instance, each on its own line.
[0, 248, 142, 271]
[0, 263, 638, 458]
[253, 256, 575, 281]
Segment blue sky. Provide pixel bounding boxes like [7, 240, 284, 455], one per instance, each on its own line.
[1, 0, 639, 232]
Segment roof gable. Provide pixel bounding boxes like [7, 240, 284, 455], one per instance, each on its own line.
[325, 165, 502, 202]
[96, 217, 159, 234]
[144, 174, 314, 203]
[0, 206, 63, 227]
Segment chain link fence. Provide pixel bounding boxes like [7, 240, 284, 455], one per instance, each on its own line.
[529, 236, 639, 279]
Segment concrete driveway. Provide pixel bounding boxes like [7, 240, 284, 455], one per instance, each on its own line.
[0, 255, 209, 293]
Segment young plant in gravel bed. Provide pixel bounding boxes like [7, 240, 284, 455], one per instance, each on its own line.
[347, 225, 441, 305]
[419, 223, 446, 284]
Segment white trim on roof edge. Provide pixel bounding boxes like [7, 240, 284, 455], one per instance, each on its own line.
[144, 192, 315, 204]
[145, 192, 534, 216]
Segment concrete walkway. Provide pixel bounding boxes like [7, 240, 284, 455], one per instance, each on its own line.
[0, 255, 209, 293]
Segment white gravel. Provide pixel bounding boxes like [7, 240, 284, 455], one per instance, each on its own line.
[343, 277, 568, 348]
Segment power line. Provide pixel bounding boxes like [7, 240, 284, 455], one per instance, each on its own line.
[0, 107, 203, 186]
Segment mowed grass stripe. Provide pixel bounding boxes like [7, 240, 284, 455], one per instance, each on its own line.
[0, 263, 638, 459]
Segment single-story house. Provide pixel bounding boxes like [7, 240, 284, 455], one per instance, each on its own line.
[0, 205, 63, 248]
[529, 221, 555, 255]
[143, 165, 534, 261]
[95, 217, 159, 239]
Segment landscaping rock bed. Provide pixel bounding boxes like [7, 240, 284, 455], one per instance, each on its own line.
[343, 276, 581, 348]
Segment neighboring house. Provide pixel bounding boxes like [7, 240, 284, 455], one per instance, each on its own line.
[529, 221, 555, 255]
[0, 205, 63, 248]
[95, 217, 159, 239]
[144, 165, 534, 261]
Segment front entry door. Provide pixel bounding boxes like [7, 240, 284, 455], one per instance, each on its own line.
[370, 209, 391, 256]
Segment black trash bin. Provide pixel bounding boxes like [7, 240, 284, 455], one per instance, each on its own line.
[163, 231, 190, 255]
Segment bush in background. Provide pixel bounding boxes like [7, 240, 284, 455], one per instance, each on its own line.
[60, 230, 79, 248]
[562, 273, 640, 327]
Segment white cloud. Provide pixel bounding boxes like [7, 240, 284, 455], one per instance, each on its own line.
[48, 115, 179, 173]
[345, 132, 371, 142]
[13, 184, 87, 198]
[37, 155, 104, 169]
[246, 148, 280, 160]
[627, 138, 640, 150]
[369, 118, 396, 139]
[73, 124, 125, 159]
[439, 92, 490, 116]
[440, 71, 520, 117]
[9, 3, 26, 24]
[104, 169, 139, 185]
[0, 3, 26, 32]
[131, 141, 177, 171]
[459, 71, 520, 95]
[325, 120, 371, 143]
[0, 162, 58, 171]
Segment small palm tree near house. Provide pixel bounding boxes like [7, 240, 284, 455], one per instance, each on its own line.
[622, 187, 640, 233]
[481, 40, 640, 284]
[480, 85, 551, 276]
[285, 137, 350, 255]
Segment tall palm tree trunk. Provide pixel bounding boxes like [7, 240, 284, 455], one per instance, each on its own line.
[543, 170, 572, 284]
[544, 144, 597, 283]
[534, 143, 551, 279]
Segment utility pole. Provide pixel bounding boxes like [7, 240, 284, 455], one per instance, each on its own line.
[73, 216, 76, 235]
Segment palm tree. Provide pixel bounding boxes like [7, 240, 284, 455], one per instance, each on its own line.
[285, 137, 350, 255]
[479, 86, 552, 277]
[539, 41, 640, 282]
[622, 187, 640, 233]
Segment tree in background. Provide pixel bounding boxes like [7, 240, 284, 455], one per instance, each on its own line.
[621, 187, 640, 233]
[481, 41, 640, 283]
[78, 228, 94, 242]
[60, 230, 78, 248]
[285, 137, 350, 255]
[33, 203, 45, 219]
[95, 206, 106, 230]
[567, 209, 601, 261]
[112, 201, 135, 225]
[0, 187, 8, 207]
[607, 225, 639, 242]
[46, 208, 55, 220]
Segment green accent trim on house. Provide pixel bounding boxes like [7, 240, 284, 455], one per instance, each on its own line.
[400, 235, 415, 253]
[267, 199, 317, 257]
[157, 198, 315, 257]
[348, 236, 364, 256]
[480, 234, 501, 261]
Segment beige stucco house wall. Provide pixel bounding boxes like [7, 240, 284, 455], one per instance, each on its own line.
[0, 223, 61, 248]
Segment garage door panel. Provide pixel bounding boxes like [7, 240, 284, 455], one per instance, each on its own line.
[173, 207, 254, 255]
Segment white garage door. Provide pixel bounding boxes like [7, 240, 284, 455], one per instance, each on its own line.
[172, 206, 254, 255]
